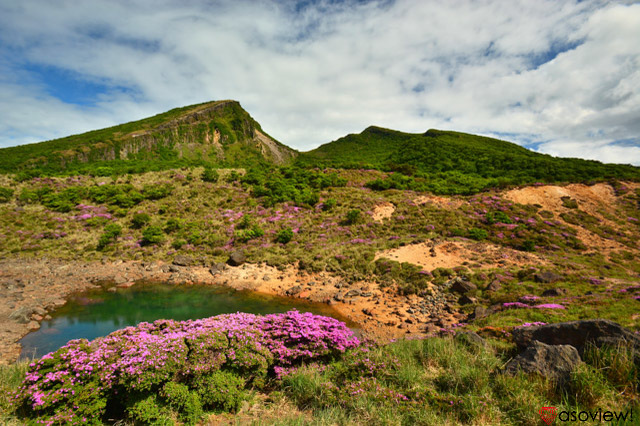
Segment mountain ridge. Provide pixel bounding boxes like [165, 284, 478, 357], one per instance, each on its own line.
[1, 100, 639, 189]
[0, 100, 297, 175]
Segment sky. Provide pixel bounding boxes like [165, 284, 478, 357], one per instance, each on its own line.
[0, 0, 639, 165]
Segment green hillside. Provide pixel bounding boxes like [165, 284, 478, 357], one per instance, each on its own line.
[298, 127, 640, 194]
[0, 100, 297, 178]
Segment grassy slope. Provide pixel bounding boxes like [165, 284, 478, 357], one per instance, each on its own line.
[298, 127, 640, 189]
[0, 100, 296, 176]
[1, 169, 639, 424]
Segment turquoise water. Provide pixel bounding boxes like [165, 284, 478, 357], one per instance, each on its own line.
[19, 282, 354, 359]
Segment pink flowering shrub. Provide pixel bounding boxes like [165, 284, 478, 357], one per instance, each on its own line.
[13, 311, 360, 424]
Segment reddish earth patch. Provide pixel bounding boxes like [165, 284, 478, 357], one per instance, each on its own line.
[371, 202, 395, 223]
[375, 240, 545, 271]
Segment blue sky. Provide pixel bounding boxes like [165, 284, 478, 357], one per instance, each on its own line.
[0, 0, 639, 165]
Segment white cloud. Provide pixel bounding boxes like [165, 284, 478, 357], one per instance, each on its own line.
[0, 0, 638, 165]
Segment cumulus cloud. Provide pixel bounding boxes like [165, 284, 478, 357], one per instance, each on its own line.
[0, 0, 638, 165]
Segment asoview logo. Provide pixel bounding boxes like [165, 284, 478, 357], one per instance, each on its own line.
[539, 407, 634, 424]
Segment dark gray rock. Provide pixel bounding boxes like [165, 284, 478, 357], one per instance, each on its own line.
[455, 331, 490, 351]
[344, 289, 362, 298]
[458, 295, 477, 305]
[471, 305, 488, 320]
[541, 288, 568, 297]
[227, 251, 246, 266]
[485, 280, 502, 292]
[286, 285, 303, 296]
[172, 255, 194, 266]
[451, 279, 477, 294]
[533, 271, 563, 283]
[503, 341, 581, 381]
[512, 319, 640, 358]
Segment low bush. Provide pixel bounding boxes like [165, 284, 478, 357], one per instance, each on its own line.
[275, 228, 294, 244]
[201, 168, 219, 183]
[131, 213, 151, 229]
[141, 226, 164, 246]
[12, 311, 359, 424]
[97, 223, 122, 251]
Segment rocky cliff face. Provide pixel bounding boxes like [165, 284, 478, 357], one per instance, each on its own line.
[28, 100, 297, 169]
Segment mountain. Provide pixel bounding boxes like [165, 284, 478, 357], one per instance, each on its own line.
[297, 126, 640, 191]
[0, 100, 297, 176]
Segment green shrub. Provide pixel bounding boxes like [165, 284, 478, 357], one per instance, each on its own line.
[485, 211, 512, 224]
[92, 167, 114, 177]
[192, 370, 247, 412]
[201, 168, 219, 183]
[275, 228, 294, 244]
[561, 196, 579, 209]
[171, 239, 186, 250]
[164, 218, 183, 233]
[97, 223, 122, 251]
[141, 226, 164, 246]
[322, 198, 337, 211]
[234, 226, 265, 243]
[468, 228, 488, 240]
[0, 186, 14, 203]
[161, 382, 203, 425]
[236, 214, 253, 230]
[345, 209, 362, 225]
[131, 213, 151, 229]
[142, 184, 173, 200]
[127, 394, 174, 425]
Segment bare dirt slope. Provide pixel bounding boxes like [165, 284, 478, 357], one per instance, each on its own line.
[375, 240, 545, 271]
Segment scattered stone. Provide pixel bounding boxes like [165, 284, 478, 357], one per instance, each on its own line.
[485, 280, 502, 292]
[286, 285, 303, 296]
[541, 288, 568, 297]
[227, 251, 246, 266]
[451, 279, 477, 294]
[455, 331, 490, 351]
[172, 255, 194, 267]
[168, 265, 180, 273]
[458, 295, 477, 305]
[503, 341, 581, 381]
[262, 275, 271, 281]
[362, 308, 373, 316]
[344, 289, 362, 298]
[473, 305, 487, 320]
[533, 271, 563, 283]
[512, 319, 640, 358]
[27, 321, 41, 332]
[9, 307, 33, 324]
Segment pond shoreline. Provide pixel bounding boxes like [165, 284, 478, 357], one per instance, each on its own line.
[0, 256, 462, 364]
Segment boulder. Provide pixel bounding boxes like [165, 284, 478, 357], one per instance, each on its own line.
[344, 289, 362, 298]
[533, 271, 563, 283]
[455, 331, 490, 351]
[458, 295, 477, 305]
[9, 307, 34, 324]
[473, 305, 488, 320]
[485, 280, 502, 292]
[286, 285, 303, 296]
[209, 263, 227, 275]
[503, 341, 581, 381]
[227, 251, 246, 266]
[450, 279, 477, 294]
[172, 255, 194, 267]
[512, 319, 640, 357]
[541, 288, 568, 297]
